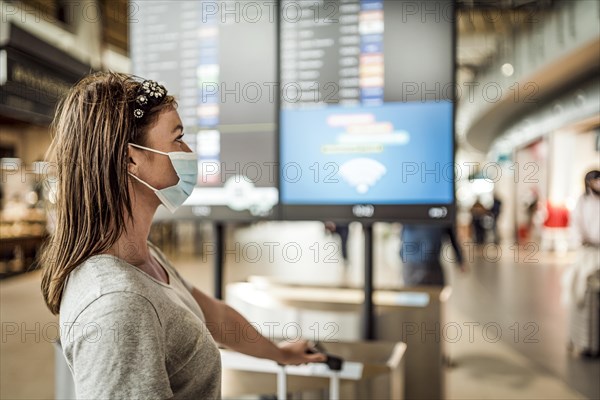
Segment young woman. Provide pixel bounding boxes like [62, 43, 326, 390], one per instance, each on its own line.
[40, 72, 324, 399]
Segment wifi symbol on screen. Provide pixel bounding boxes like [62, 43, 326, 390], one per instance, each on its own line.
[339, 158, 387, 194]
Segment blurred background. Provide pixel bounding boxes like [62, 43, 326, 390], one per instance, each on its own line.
[1, 0, 599, 399]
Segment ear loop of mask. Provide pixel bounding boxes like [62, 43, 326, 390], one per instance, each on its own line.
[129, 171, 159, 192]
[129, 142, 169, 156]
[128, 143, 164, 191]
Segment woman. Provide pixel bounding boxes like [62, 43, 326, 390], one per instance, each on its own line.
[562, 170, 600, 356]
[572, 170, 600, 249]
[40, 72, 324, 399]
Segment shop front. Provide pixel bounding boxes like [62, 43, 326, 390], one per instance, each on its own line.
[0, 23, 90, 278]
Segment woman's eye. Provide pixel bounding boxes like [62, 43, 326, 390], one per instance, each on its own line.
[175, 134, 184, 142]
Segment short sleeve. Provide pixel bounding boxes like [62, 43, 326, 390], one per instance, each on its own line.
[62, 292, 173, 400]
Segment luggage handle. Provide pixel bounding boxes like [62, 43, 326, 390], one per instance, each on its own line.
[306, 341, 344, 371]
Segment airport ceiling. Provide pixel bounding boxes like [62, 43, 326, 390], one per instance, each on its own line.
[455, 0, 554, 78]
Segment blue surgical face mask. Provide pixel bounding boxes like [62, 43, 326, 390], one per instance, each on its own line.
[128, 143, 198, 213]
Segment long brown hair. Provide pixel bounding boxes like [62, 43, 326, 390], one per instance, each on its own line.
[40, 72, 175, 315]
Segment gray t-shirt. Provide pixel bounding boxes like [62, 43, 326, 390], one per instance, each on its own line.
[59, 243, 221, 399]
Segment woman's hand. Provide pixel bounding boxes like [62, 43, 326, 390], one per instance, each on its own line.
[276, 340, 327, 366]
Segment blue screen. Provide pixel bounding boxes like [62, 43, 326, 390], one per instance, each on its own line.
[280, 101, 454, 204]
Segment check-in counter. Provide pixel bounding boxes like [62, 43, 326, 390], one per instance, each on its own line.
[227, 277, 450, 399]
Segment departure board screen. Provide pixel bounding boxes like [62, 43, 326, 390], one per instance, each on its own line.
[279, 0, 455, 221]
[131, 1, 278, 220]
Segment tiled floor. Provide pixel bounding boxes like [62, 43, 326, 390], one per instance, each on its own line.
[0, 223, 598, 399]
[447, 247, 600, 399]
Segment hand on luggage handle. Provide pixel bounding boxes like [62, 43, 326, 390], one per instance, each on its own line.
[305, 341, 344, 371]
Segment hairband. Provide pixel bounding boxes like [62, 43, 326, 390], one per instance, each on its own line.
[133, 80, 167, 120]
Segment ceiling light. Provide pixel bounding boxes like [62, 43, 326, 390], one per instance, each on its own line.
[501, 63, 514, 77]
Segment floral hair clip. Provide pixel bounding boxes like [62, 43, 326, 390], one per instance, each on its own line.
[133, 80, 167, 119]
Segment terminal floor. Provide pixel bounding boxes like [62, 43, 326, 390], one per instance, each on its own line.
[1, 245, 598, 399]
[445, 247, 599, 400]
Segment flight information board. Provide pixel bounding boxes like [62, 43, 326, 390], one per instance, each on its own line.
[131, 1, 278, 220]
[279, 0, 455, 221]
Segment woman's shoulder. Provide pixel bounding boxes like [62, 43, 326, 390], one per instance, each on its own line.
[59, 254, 159, 325]
[67, 253, 149, 290]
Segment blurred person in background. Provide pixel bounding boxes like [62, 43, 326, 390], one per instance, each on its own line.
[563, 170, 600, 308]
[490, 194, 503, 245]
[400, 223, 466, 286]
[39, 72, 324, 399]
[470, 198, 488, 245]
[562, 170, 600, 356]
[325, 221, 351, 285]
[324, 221, 350, 263]
[571, 170, 600, 249]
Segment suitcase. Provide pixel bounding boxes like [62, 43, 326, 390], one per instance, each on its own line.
[568, 270, 600, 356]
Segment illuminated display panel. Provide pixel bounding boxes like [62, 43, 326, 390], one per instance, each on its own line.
[279, 0, 455, 221]
[132, 1, 278, 220]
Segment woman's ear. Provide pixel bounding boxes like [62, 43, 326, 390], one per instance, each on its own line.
[127, 144, 139, 175]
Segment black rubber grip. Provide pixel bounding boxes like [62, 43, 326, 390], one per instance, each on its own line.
[306, 343, 344, 371]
